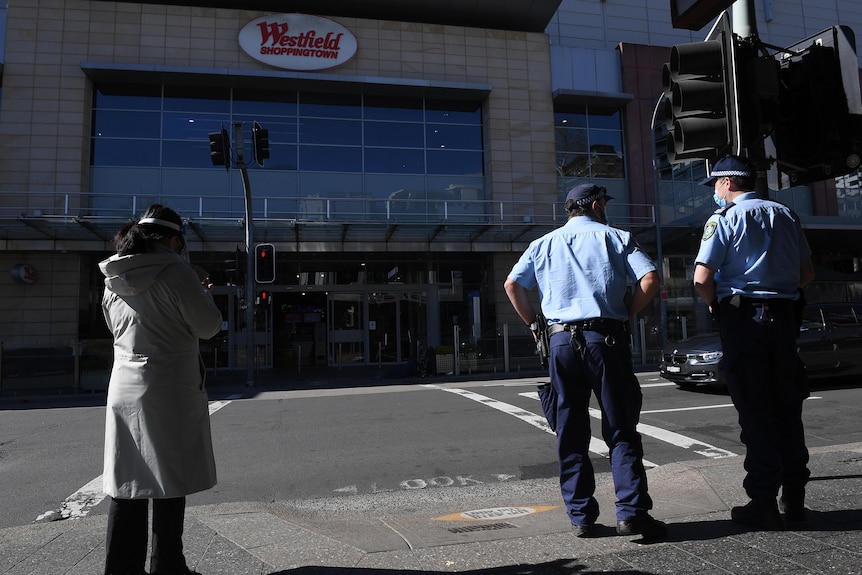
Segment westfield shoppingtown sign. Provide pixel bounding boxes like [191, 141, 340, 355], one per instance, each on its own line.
[238, 13, 358, 71]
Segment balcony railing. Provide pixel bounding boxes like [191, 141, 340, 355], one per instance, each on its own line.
[1, 190, 658, 229]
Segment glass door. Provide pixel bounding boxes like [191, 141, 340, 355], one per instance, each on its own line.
[328, 293, 365, 365]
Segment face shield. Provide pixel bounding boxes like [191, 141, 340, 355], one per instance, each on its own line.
[138, 216, 189, 263]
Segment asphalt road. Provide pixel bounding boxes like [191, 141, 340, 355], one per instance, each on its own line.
[2, 372, 861, 531]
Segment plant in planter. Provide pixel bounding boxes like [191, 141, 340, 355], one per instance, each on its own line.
[434, 345, 455, 375]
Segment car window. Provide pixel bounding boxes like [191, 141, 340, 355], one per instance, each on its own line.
[800, 307, 825, 331]
[822, 305, 860, 326]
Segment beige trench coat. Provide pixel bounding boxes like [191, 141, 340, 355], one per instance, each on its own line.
[100, 250, 223, 499]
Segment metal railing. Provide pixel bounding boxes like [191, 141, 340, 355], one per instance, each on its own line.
[1, 190, 658, 229]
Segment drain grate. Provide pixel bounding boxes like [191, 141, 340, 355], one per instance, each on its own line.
[447, 522, 518, 534]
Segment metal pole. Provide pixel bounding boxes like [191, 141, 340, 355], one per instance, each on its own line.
[732, 0, 769, 197]
[235, 122, 255, 387]
[502, 323, 510, 373]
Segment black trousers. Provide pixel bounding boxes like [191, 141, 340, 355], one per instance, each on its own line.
[105, 496, 188, 575]
[718, 298, 810, 502]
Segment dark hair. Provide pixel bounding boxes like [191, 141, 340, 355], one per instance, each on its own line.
[113, 204, 183, 256]
[729, 174, 756, 191]
[565, 200, 589, 216]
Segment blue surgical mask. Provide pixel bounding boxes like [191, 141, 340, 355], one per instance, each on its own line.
[713, 190, 727, 208]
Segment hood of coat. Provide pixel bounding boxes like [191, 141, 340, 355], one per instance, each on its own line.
[99, 252, 184, 296]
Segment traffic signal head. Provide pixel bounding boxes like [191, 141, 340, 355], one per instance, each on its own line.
[252, 121, 270, 167]
[662, 12, 741, 164]
[208, 126, 231, 171]
[770, 25, 862, 188]
[254, 243, 275, 283]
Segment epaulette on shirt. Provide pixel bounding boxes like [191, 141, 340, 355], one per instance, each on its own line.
[713, 202, 735, 217]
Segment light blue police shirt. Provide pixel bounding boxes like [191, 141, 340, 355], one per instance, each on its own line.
[507, 216, 656, 324]
[695, 193, 811, 301]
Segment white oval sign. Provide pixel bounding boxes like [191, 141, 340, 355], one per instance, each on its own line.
[239, 13, 357, 71]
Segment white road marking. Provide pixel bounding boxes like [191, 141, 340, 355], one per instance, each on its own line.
[36, 394, 241, 523]
[519, 391, 736, 459]
[642, 396, 821, 415]
[427, 385, 656, 467]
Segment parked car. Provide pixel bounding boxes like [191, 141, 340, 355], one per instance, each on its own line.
[660, 302, 862, 388]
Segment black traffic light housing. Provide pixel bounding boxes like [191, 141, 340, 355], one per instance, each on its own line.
[254, 243, 275, 283]
[670, 0, 735, 31]
[770, 26, 862, 188]
[252, 121, 270, 167]
[662, 12, 741, 164]
[208, 126, 231, 170]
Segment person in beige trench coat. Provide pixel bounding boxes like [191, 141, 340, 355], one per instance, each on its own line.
[100, 204, 223, 575]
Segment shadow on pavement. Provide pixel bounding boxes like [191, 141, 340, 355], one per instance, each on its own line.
[272, 559, 657, 575]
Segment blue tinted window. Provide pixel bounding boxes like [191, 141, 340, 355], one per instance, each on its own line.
[365, 148, 425, 173]
[261, 143, 298, 171]
[554, 110, 588, 128]
[93, 139, 160, 167]
[299, 92, 362, 118]
[426, 100, 481, 124]
[93, 110, 161, 138]
[427, 150, 483, 175]
[364, 95, 424, 122]
[95, 84, 161, 110]
[555, 104, 624, 180]
[162, 140, 214, 168]
[299, 145, 362, 171]
[364, 121, 424, 147]
[299, 118, 362, 145]
[163, 86, 230, 113]
[233, 89, 298, 116]
[426, 124, 482, 150]
[162, 113, 227, 140]
[234, 116, 299, 145]
[90, 85, 484, 198]
[586, 106, 621, 129]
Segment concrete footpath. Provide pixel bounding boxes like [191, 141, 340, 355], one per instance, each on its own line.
[2, 370, 861, 575]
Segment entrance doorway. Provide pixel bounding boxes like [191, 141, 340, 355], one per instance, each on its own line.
[328, 287, 431, 367]
[211, 284, 438, 371]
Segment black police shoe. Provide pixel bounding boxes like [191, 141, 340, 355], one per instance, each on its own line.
[731, 499, 784, 531]
[779, 494, 806, 522]
[616, 514, 667, 541]
[571, 523, 595, 538]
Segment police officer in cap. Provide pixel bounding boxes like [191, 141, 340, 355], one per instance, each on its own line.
[505, 183, 665, 540]
[693, 155, 815, 530]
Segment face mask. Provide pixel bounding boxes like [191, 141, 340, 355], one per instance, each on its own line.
[713, 180, 729, 207]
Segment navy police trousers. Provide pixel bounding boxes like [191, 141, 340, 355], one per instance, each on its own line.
[718, 297, 810, 502]
[547, 325, 653, 526]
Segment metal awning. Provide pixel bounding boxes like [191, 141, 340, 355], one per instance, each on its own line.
[0, 215, 559, 253]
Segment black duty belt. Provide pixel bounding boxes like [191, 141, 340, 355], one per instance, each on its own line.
[720, 295, 795, 309]
[547, 318, 627, 337]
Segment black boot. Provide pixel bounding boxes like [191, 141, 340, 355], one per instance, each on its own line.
[779, 488, 806, 522]
[731, 499, 784, 531]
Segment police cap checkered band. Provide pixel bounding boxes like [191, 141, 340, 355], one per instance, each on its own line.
[138, 217, 182, 232]
[565, 183, 613, 206]
[698, 155, 756, 186]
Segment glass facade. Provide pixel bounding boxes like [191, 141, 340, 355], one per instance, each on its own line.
[554, 104, 631, 212]
[90, 84, 485, 221]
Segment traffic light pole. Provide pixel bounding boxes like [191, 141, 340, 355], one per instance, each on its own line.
[731, 0, 770, 197]
[233, 122, 256, 387]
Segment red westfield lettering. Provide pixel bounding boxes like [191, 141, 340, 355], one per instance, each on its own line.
[257, 22, 343, 51]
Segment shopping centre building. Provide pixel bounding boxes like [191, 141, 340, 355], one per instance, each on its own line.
[1, 0, 861, 379]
